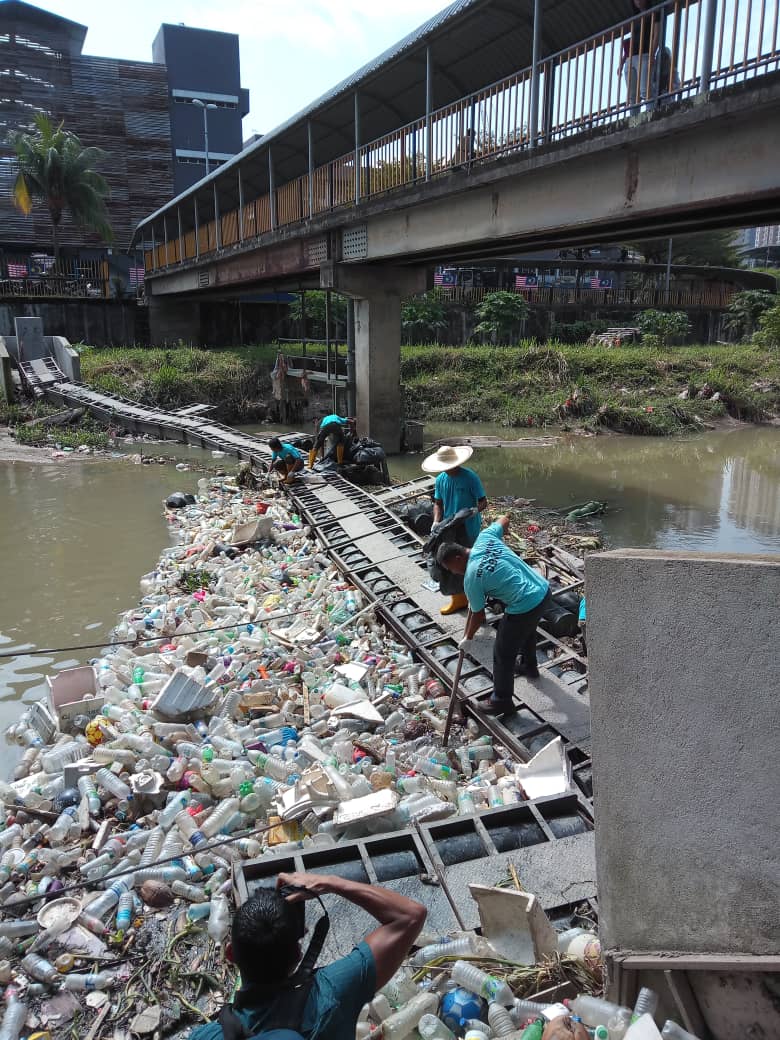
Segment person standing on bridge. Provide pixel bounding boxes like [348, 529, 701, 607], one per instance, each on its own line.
[436, 514, 552, 714]
[269, 437, 305, 484]
[618, 0, 660, 116]
[423, 444, 487, 615]
[308, 413, 350, 469]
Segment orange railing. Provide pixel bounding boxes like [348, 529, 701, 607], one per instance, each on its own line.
[145, 0, 779, 273]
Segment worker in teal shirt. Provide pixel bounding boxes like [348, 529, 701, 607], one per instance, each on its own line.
[309, 414, 350, 468]
[422, 444, 487, 615]
[269, 437, 304, 484]
[188, 872, 425, 1040]
[437, 515, 551, 714]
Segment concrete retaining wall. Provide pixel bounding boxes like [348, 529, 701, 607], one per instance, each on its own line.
[0, 301, 143, 347]
[586, 549, 780, 957]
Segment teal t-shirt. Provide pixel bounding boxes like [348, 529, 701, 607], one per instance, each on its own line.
[319, 414, 347, 429]
[434, 467, 486, 545]
[272, 442, 302, 462]
[188, 942, 376, 1040]
[464, 522, 549, 614]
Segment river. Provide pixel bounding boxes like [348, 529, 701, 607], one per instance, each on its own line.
[1, 425, 778, 736]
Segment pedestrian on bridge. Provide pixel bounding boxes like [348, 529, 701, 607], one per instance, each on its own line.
[423, 444, 487, 615]
[437, 514, 552, 714]
[269, 437, 304, 483]
[618, 0, 660, 115]
[309, 413, 350, 469]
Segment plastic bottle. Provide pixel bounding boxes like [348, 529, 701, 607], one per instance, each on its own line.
[201, 798, 240, 838]
[594, 1028, 609, 1040]
[631, 988, 659, 1022]
[661, 1022, 701, 1040]
[488, 1003, 516, 1037]
[518, 1023, 544, 1040]
[566, 996, 631, 1029]
[607, 1009, 632, 1039]
[411, 936, 474, 967]
[94, 768, 131, 802]
[461, 1022, 492, 1040]
[186, 902, 212, 923]
[48, 806, 79, 845]
[0, 920, 37, 940]
[77, 775, 102, 816]
[115, 891, 134, 933]
[139, 827, 164, 868]
[207, 893, 230, 942]
[171, 880, 207, 902]
[557, 927, 601, 969]
[40, 741, 83, 774]
[21, 953, 59, 985]
[380, 992, 438, 1040]
[61, 973, 115, 991]
[511, 998, 553, 1024]
[0, 988, 28, 1040]
[158, 792, 190, 830]
[452, 961, 514, 1007]
[418, 1013, 457, 1040]
[175, 811, 208, 851]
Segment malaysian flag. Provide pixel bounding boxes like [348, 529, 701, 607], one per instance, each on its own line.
[29, 254, 55, 275]
[433, 269, 444, 286]
[7, 263, 28, 278]
[515, 274, 538, 289]
[129, 266, 145, 287]
[590, 277, 613, 289]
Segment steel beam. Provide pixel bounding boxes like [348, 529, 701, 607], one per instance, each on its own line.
[268, 149, 277, 231]
[425, 45, 433, 181]
[529, 0, 543, 146]
[699, 0, 718, 93]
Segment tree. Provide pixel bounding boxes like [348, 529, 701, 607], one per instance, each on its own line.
[289, 291, 347, 340]
[724, 290, 776, 340]
[753, 302, 780, 349]
[11, 114, 112, 260]
[629, 230, 741, 268]
[635, 309, 690, 347]
[474, 291, 529, 343]
[401, 293, 448, 343]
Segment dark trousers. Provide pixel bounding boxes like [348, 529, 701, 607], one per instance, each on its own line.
[492, 591, 552, 702]
[313, 423, 345, 453]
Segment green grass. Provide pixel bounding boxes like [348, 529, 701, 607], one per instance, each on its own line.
[72, 340, 780, 438]
[1, 399, 111, 449]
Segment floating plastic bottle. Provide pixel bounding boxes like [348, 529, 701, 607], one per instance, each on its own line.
[411, 936, 474, 967]
[661, 1022, 702, 1040]
[77, 775, 102, 816]
[452, 961, 514, 1007]
[201, 797, 240, 838]
[94, 768, 131, 802]
[565, 996, 631, 1029]
[61, 973, 115, 991]
[418, 1013, 457, 1040]
[381, 992, 438, 1040]
[186, 902, 212, 923]
[207, 893, 230, 942]
[0, 988, 28, 1040]
[21, 953, 59, 986]
[632, 988, 659, 1022]
[115, 891, 134, 933]
[171, 880, 207, 902]
[487, 1003, 516, 1037]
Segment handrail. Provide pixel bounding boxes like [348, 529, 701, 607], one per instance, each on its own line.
[145, 0, 779, 275]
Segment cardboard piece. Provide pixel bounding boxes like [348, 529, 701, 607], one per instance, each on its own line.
[468, 882, 558, 965]
[47, 666, 103, 730]
[333, 789, 398, 827]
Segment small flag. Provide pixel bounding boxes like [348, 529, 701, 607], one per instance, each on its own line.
[12, 174, 32, 216]
[515, 274, 538, 289]
[7, 263, 28, 278]
[128, 266, 145, 287]
[433, 269, 444, 286]
[590, 277, 613, 289]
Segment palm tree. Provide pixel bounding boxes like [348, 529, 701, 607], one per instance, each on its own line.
[11, 113, 113, 262]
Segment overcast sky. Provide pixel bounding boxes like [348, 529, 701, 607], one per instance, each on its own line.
[40, 0, 453, 137]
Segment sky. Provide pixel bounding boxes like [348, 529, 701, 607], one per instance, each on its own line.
[39, 0, 454, 137]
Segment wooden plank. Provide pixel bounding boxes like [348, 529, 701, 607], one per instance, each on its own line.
[618, 954, 780, 971]
[663, 969, 711, 1040]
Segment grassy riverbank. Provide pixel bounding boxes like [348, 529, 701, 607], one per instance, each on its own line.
[402, 342, 780, 435]
[69, 341, 780, 437]
[0, 400, 111, 450]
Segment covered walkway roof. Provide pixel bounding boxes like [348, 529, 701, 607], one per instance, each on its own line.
[134, 0, 649, 238]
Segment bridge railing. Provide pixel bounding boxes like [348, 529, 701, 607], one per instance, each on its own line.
[431, 285, 735, 309]
[145, 0, 779, 274]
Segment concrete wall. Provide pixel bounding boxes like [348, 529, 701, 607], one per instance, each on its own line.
[586, 549, 780, 957]
[0, 302, 144, 347]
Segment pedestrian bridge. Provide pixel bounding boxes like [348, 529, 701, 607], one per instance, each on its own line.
[136, 0, 780, 450]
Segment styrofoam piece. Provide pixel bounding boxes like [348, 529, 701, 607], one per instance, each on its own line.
[330, 700, 385, 724]
[335, 662, 369, 684]
[333, 789, 398, 826]
[63, 759, 100, 788]
[468, 883, 558, 965]
[151, 670, 216, 720]
[37, 896, 82, 931]
[230, 516, 273, 546]
[514, 737, 571, 799]
[47, 666, 103, 729]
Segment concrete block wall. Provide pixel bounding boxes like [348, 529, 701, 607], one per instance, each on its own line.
[586, 549, 780, 958]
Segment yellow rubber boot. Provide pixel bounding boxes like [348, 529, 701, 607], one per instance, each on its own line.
[440, 593, 468, 615]
[336, 443, 345, 465]
[308, 449, 317, 469]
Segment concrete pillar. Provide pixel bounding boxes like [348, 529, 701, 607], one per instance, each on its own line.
[586, 549, 780, 962]
[148, 296, 202, 346]
[320, 262, 427, 454]
[529, 0, 543, 146]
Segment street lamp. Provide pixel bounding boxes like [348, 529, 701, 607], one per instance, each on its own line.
[192, 98, 218, 175]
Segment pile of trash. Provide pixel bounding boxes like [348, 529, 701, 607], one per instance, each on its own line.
[0, 475, 573, 1039]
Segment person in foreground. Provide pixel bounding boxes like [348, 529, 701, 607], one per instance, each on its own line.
[308, 413, 350, 468]
[268, 437, 305, 484]
[422, 444, 487, 615]
[437, 514, 552, 715]
[188, 871, 426, 1040]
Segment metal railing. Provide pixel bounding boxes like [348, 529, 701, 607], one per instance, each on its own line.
[431, 285, 736, 308]
[0, 258, 110, 299]
[145, 0, 780, 274]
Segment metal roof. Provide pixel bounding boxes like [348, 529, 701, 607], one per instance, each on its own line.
[135, 0, 660, 235]
[1, 1, 88, 55]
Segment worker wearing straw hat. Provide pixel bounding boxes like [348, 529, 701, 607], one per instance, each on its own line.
[422, 444, 487, 615]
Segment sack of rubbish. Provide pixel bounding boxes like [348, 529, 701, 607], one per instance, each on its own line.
[0, 476, 577, 1037]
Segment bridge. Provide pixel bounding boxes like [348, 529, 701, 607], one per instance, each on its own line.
[135, 0, 780, 451]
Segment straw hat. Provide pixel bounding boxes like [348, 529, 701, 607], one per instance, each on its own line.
[421, 444, 474, 474]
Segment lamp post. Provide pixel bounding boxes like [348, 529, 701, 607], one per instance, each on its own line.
[192, 99, 218, 175]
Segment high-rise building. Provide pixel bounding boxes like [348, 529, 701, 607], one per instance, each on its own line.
[152, 24, 249, 195]
[0, 1, 249, 264]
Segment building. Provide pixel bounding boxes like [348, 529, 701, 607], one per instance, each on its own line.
[152, 24, 249, 195]
[0, 1, 249, 290]
[737, 225, 780, 266]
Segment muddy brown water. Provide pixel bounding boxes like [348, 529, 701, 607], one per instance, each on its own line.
[1, 425, 778, 740]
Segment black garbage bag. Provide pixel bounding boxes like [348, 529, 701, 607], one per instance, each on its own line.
[399, 500, 434, 536]
[423, 507, 477, 595]
[166, 492, 196, 509]
[351, 438, 386, 465]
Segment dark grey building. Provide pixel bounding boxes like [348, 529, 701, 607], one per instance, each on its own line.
[152, 24, 250, 194]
